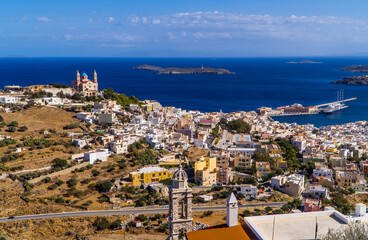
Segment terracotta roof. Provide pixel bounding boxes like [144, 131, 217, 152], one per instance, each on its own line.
[186, 223, 251, 240]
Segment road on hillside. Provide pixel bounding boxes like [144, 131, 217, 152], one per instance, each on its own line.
[0, 202, 286, 223]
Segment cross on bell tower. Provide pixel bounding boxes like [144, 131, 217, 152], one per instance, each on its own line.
[169, 165, 193, 240]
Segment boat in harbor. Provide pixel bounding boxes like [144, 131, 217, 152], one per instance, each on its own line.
[321, 90, 348, 115]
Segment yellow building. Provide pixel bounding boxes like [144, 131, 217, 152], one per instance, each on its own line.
[195, 157, 217, 186]
[126, 166, 172, 186]
[234, 154, 253, 168]
[336, 171, 356, 188]
[256, 162, 271, 178]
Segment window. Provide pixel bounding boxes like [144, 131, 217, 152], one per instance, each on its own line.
[152, 174, 155, 177]
[164, 172, 166, 175]
[159, 173, 162, 176]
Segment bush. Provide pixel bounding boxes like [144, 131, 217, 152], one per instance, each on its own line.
[55, 180, 64, 186]
[109, 219, 122, 229]
[0, 138, 17, 147]
[92, 169, 101, 176]
[55, 197, 65, 203]
[265, 206, 273, 212]
[64, 122, 80, 129]
[41, 177, 52, 183]
[81, 178, 91, 184]
[23, 181, 34, 191]
[9, 121, 19, 127]
[95, 181, 113, 193]
[94, 217, 110, 231]
[272, 209, 284, 214]
[18, 126, 28, 132]
[7, 126, 16, 132]
[243, 210, 252, 216]
[348, 188, 356, 194]
[137, 214, 148, 222]
[67, 177, 79, 187]
[52, 158, 68, 168]
[321, 223, 368, 240]
[48, 184, 58, 190]
[203, 211, 213, 217]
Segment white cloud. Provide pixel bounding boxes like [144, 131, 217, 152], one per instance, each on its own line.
[128, 15, 139, 24]
[132, 11, 367, 42]
[152, 18, 160, 24]
[64, 34, 73, 41]
[168, 32, 176, 40]
[106, 17, 115, 23]
[37, 16, 51, 22]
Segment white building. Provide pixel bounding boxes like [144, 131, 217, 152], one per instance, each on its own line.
[0, 95, 16, 104]
[108, 138, 128, 154]
[238, 184, 258, 199]
[199, 195, 213, 202]
[313, 167, 333, 179]
[84, 149, 109, 164]
[42, 97, 70, 105]
[72, 139, 87, 148]
[98, 113, 116, 124]
[305, 184, 329, 199]
[291, 137, 307, 152]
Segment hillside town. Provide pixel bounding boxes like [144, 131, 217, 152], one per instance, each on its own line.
[1, 71, 368, 239]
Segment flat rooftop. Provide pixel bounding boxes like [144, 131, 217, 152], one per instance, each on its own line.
[245, 210, 347, 240]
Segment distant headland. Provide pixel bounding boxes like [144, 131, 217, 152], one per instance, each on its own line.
[332, 64, 368, 85]
[286, 60, 322, 64]
[133, 64, 234, 74]
[331, 75, 368, 85]
[339, 65, 368, 73]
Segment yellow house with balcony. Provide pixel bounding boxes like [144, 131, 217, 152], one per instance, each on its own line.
[126, 166, 173, 186]
[194, 156, 217, 186]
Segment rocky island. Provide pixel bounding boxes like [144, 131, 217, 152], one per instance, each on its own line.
[331, 75, 368, 85]
[287, 59, 322, 64]
[340, 65, 368, 73]
[331, 64, 368, 85]
[133, 65, 234, 74]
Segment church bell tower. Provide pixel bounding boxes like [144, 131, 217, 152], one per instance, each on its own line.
[227, 192, 238, 227]
[169, 165, 193, 240]
[93, 70, 97, 82]
[76, 70, 80, 85]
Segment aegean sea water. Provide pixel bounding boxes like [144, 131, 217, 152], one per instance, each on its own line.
[1, 57, 368, 127]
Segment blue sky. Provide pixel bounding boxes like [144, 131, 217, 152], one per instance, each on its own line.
[2, 0, 368, 57]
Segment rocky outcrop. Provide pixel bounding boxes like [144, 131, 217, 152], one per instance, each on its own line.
[287, 60, 322, 64]
[340, 65, 368, 73]
[133, 65, 234, 74]
[331, 75, 368, 85]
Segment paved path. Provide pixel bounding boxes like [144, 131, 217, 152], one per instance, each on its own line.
[0, 202, 286, 223]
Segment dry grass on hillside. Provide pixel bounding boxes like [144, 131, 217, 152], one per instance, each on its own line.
[2, 106, 81, 134]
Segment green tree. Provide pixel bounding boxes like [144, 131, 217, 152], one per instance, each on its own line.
[94, 217, 110, 231]
[52, 158, 68, 168]
[67, 177, 79, 187]
[9, 121, 19, 127]
[95, 181, 113, 193]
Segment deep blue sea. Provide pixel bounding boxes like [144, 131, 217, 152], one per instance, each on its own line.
[0, 57, 368, 127]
